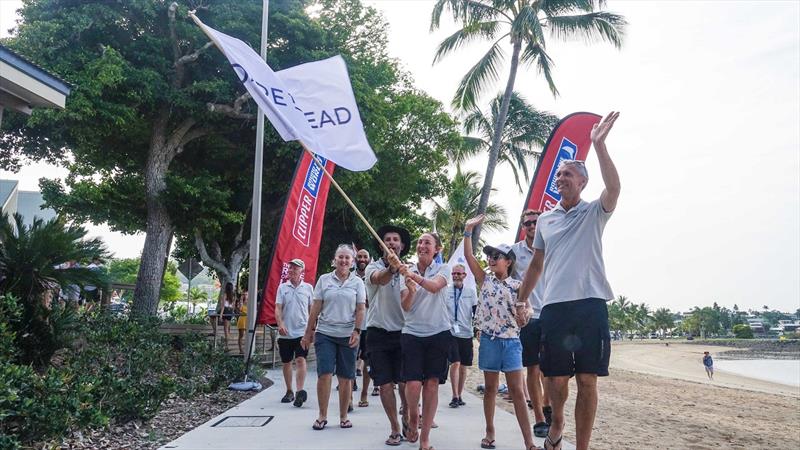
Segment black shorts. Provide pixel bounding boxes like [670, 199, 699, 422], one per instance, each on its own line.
[278, 337, 309, 363]
[358, 329, 369, 361]
[540, 298, 610, 377]
[520, 318, 542, 367]
[367, 327, 403, 386]
[401, 331, 450, 384]
[447, 336, 474, 366]
[221, 306, 234, 322]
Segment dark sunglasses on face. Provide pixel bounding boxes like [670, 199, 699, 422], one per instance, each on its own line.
[523, 219, 537, 227]
[487, 253, 507, 261]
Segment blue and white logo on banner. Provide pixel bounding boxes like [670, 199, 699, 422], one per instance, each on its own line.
[544, 137, 578, 200]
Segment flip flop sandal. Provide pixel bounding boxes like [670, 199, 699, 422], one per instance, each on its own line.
[406, 429, 419, 444]
[340, 419, 353, 429]
[528, 445, 544, 450]
[358, 400, 369, 407]
[385, 432, 403, 446]
[544, 435, 563, 450]
[480, 438, 496, 449]
[419, 446, 435, 450]
[312, 419, 327, 430]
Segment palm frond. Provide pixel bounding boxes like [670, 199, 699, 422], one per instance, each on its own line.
[520, 42, 559, 96]
[452, 37, 507, 111]
[433, 20, 502, 64]
[431, 0, 509, 31]
[510, 3, 538, 39]
[540, 0, 593, 16]
[463, 107, 494, 138]
[546, 12, 627, 48]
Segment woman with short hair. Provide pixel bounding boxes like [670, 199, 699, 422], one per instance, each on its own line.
[301, 244, 366, 430]
[399, 232, 451, 450]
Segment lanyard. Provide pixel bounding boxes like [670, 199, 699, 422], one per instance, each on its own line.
[453, 287, 462, 322]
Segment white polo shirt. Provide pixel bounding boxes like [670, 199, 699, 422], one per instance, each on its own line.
[364, 260, 405, 332]
[511, 240, 545, 318]
[275, 280, 313, 339]
[400, 261, 451, 337]
[533, 198, 614, 305]
[446, 284, 478, 338]
[313, 271, 366, 338]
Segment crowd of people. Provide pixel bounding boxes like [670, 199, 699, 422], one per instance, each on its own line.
[271, 112, 620, 450]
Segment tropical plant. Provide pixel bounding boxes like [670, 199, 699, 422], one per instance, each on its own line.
[0, 213, 108, 367]
[188, 287, 209, 314]
[732, 323, 754, 339]
[651, 307, 674, 337]
[456, 92, 558, 191]
[431, 0, 626, 246]
[432, 168, 508, 259]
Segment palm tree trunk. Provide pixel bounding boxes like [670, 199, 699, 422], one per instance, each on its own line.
[472, 38, 522, 248]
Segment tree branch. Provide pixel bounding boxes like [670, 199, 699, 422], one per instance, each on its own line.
[165, 118, 198, 154]
[207, 91, 255, 120]
[194, 230, 232, 279]
[175, 41, 214, 67]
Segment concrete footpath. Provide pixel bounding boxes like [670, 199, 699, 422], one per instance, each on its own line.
[161, 367, 575, 450]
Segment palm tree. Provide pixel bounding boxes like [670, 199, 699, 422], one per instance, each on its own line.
[651, 307, 674, 337]
[188, 286, 208, 314]
[431, 0, 626, 246]
[432, 168, 508, 258]
[0, 213, 108, 367]
[456, 91, 558, 192]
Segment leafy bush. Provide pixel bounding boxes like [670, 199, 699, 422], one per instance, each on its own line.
[732, 324, 754, 339]
[0, 305, 247, 447]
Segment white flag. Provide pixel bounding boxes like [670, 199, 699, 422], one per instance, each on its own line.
[447, 241, 477, 292]
[195, 17, 376, 171]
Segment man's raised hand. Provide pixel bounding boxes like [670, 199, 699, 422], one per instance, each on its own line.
[591, 111, 619, 147]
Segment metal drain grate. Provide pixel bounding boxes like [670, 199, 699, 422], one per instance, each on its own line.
[211, 415, 275, 427]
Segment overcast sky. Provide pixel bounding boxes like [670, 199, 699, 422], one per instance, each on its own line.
[2, 1, 798, 312]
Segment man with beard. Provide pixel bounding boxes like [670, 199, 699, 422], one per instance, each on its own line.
[365, 225, 411, 446]
[355, 248, 373, 407]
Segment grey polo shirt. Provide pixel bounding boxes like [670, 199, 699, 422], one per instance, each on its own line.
[445, 285, 478, 338]
[400, 261, 452, 337]
[364, 260, 405, 332]
[275, 280, 313, 339]
[533, 198, 614, 305]
[511, 240, 545, 318]
[313, 271, 366, 338]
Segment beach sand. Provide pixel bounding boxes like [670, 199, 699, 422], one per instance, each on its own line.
[465, 341, 800, 449]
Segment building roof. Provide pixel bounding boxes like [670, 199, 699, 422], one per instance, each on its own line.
[0, 44, 71, 115]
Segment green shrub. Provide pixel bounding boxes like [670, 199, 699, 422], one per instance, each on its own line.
[733, 324, 754, 339]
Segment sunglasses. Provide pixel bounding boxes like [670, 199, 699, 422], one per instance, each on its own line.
[523, 219, 537, 227]
[487, 253, 507, 261]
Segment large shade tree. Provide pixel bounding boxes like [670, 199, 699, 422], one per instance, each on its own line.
[431, 0, 626, 246]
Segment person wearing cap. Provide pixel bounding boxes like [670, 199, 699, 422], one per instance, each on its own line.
[364, 225, 410, 446]
[512, 209, 551, 437]
[398, 231, 451, 450]
[275, 258, 314, 407]
[463, 215, 537, 450]
[518, 111, 621, 450]
[301, 244, 366, 431]
[447, 263, 479, 409]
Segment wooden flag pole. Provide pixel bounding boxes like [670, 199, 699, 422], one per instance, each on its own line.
[301, 144, 392, 256]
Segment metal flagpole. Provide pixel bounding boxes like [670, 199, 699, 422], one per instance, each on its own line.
[244, 0, 270, 364]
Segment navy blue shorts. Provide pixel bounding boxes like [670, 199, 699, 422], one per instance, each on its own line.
[540, 298, 610, 377]
[314, 332, 358, 379]
[448, 336, 474, 366]
[520, 318, 542, 367]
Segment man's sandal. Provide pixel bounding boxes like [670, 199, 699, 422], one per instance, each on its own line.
[340, 419, 353, 429]
[385, 432, 403, 446]
[480, 438, 496, 449]
[544, 435, 563, 450]
[528, 445, 544, 450]
[358, 399, 369, 407]
[312, 419, 327, 430]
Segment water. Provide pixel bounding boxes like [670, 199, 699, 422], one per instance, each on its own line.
[714, 359, 800, 387]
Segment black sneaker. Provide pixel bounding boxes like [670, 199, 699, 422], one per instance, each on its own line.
[293, 389, 307, 407]
[457, 397, 465, 406]
[348, 403, 354, 413]
[449, 397, 459, 408]
[353, 380, 359, 392]
[543, 405, 553, 426]
[533, 421, 550, 438]
[281, 391, 294, 403]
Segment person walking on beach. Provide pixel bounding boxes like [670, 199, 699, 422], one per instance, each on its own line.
[399, 232, 451, 450]
[703, 351, 714, 380]
[446, 263, 478, 409]
[365, 225, 410, 446]
[512, 209, 551, 438]
[464, 216, 539, 450]
[275, 259, 313, 407]
[300, 245, 366, 430]
[518, 111, 621, 450]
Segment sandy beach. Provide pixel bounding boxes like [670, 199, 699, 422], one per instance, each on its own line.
[466, 341, 800, 449]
